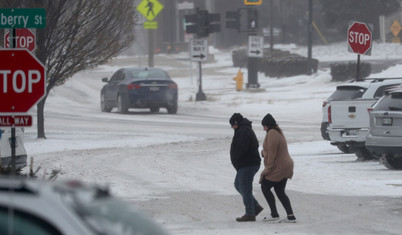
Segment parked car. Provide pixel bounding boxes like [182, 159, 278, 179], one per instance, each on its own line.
[100, 67, 178, 114]
[322, 78, 402, 159]
[0, 178, 169, 235]
[0, 127, 27, 172]
[366, 87, 402, 169]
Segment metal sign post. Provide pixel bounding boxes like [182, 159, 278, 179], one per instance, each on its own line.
[190, 39, 208, 101]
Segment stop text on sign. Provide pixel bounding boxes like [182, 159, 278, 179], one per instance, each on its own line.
[4, 28, 36, 52]
[0, 70, 42, 93]
[348, 31, 370, 45]
[6, 35, 34, 48]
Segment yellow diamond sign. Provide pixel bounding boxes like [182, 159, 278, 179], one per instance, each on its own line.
[390, 20, 401, 37]
[137, 0, 164, 21]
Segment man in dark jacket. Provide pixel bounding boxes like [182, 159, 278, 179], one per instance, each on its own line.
[229, 113, 263, 222]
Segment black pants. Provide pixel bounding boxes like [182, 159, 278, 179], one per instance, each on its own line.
[261, 178, 294, 217]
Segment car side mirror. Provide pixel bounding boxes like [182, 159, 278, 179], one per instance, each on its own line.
[102, 77, 109, 83]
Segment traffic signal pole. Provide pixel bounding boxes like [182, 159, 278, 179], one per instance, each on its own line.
[185, 8, 220, 101]
[196, 61, 206, 101]
[246, 6, 260, 89]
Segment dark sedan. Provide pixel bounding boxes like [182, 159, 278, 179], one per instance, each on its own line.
[101, 67, 178, 114]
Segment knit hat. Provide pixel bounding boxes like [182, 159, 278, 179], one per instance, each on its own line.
[229, 113, 244, 126]
[261, 113, 277, 128]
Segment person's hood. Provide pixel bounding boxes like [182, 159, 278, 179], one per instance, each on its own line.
[238, 118, 252, 128]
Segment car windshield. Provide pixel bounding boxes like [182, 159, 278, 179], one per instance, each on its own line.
[127, 69, 170, 80]
[374, 92, 402, 111]
[328, 86, 367, 101]
[61, 188, 168, 235]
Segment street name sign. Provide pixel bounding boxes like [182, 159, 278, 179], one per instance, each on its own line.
[190, 39, 208, 62]
[4, 28, 36, 52]
[0, 8, 46, 28]
[347, 21, 372, 55]
[0, 49, 46, 113]
[248, 36, 264, 58]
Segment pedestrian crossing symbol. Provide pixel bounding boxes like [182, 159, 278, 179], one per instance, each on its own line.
[137, 0, 164, 21]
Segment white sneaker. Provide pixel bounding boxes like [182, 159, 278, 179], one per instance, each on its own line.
[263, 216, 280, 222]
[279, 218, 297, 223]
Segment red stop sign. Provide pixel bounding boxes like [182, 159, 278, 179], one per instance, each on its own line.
[348, 22, 372, 55]
[4, 29, 36, 52]
[0, 49, 46, 113]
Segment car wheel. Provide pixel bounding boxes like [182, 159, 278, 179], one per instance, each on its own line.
[150, 107, 160, 113]
[117, 94, 128, 114]
[336, 144, 352, 153]
[100, 93, 112, 112]
[354, 147, 376, 161]
[166, 102, 177, 114]
[381, 154, 402, 170]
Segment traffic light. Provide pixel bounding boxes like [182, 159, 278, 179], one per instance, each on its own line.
[244, 0, 262, 5]
[185, 14, 199, 34]
[197, 10, 210, 38]
[207, 13, 221, 35]
[247, 8, 258, 32]
[184, 10, 221, 38]
[226, 10, 241, 31]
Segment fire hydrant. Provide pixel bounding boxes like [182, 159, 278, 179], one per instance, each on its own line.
[233, 69, 244, 91]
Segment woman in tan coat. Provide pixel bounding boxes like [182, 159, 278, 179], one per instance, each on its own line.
[259, 113, 296, 223]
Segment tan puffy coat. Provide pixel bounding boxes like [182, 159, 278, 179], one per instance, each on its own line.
[260, 128, 294, 182]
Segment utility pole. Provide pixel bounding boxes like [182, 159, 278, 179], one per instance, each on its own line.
[307, 0, 313, 75]
[148, 29, 154, 67]
[270, 0, 274, 52]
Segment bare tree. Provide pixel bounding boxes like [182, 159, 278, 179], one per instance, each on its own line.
[1, 0, 135, 138]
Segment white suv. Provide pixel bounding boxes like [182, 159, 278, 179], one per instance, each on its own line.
[366, 87, 402, 169]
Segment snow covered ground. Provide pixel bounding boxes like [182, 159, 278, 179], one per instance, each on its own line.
[19, 41, 402, 234]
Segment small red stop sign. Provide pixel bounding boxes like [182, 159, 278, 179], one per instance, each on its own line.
[4, 29, 36, 52]
[0, 49, 46, 113]
[348, 22, 372, 55]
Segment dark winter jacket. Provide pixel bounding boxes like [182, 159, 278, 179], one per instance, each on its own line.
[230, 118, 261, 170]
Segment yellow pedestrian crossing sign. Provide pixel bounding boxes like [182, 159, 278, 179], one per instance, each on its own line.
[137, 0, 163, 21]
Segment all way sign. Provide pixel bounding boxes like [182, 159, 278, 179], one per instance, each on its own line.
[0, 115, 32, 127]
[190, 39, 208, 62]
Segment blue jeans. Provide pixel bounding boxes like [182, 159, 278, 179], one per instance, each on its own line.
[234, 165, 261, 216]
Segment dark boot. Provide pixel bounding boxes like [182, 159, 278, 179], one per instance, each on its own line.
[236, 215, 256, 222]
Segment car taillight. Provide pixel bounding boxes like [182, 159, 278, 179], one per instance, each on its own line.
[127, 84, 141, 90]
[168, 83, 178, 89]
[328, 105, 332, 124]
[322, 101, 328, 107]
